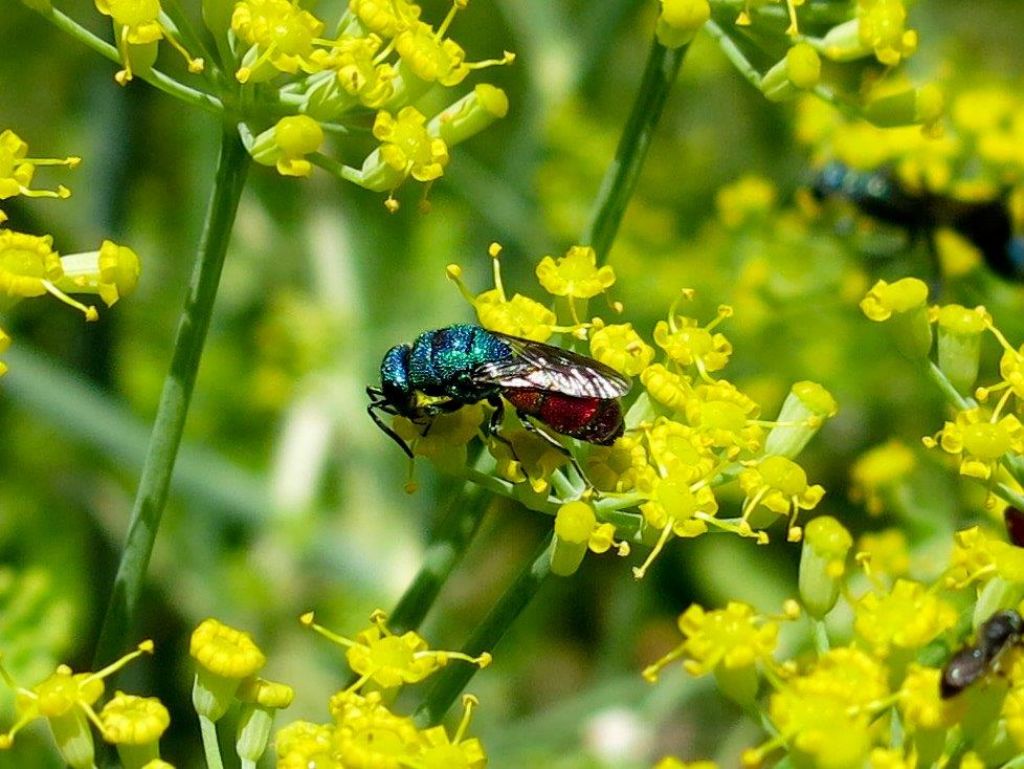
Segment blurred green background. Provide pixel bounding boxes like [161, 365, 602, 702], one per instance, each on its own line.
[3, 1, 1024, 766]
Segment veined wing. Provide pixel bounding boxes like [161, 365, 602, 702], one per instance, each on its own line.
[471, 331, 631, 399]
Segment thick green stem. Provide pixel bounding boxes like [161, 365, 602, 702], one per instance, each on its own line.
[93, 128, 250, 666]
[581, 37, 688, 263]
[387, 484, 493, 634]
[414, 534, 554, 726]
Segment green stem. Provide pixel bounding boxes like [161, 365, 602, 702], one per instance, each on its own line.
[387, 484, 493, 634]
[93, 128, 250, 666]
[199, 715, 226, 769]
[414, 533, 554, 726]
[23, 2, 224, 114]
[581, 36, 688, 263]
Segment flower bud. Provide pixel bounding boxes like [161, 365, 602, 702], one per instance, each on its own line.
[820, 19, 871, 62]
[656, 0, 710, 48]
[764, 381, 837, 459]
[936, 304, 988, 394]
[551, 501, 596, 576]
[760, 44, 822, 102]
[863, 84, 945, 128]
[190, 619, 266, 722]
[799, 516, 852, 619]
[860, 278, 933, 360]
[427, 84, 509, 147]
[235, 678, 294, 764]
[251, 116, 324, 177]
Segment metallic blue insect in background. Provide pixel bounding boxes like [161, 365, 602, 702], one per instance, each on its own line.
[367, 324, 630, 458]
[810, 160, 1024, 281]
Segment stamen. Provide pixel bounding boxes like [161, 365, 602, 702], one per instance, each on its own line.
[632, 521, 674, 580]
[41, 280, 99, 321]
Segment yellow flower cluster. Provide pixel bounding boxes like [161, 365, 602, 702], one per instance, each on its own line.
[274, 611, 489, 769]
[0, 640, 168, 769]
[646, 512, 1024, 769]
[0, 129, 141, 376]
[860, 278, 1024, 502]
[443, 243, 836, 578]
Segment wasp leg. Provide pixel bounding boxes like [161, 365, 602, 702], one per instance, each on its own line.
[482, 395, 516, 452]
[367, 400, 414, 459]
[515, 412, 589, 485]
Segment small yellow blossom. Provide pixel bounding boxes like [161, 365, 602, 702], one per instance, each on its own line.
[684, 380, 763, 457]
[490, 426, 569, 496]
[95, 0, 203, 84]
[642, 363, 692, 412]
[302, 610, 489, 689]
[0, 129, 76, 201]
[799, 515, 852, 618]
[394, 403, 485, 467]
[535, 245, 616, 301]
[898, 664, 963, 730]
[189, 619, 265, 722]
[0, 230, 99, 320]
[856, 0, 918, 66]
[55, 240, 141, 308]
[0, 641, 153, 769]
[716, 176, 776, 228]
[739, 455, 824, 540]
[860, 277, 929, 321]
[928, 407, 1024, 481]
[100, 692, 170, 745]
[854, 579, 956, 657]
[635, 471, 720, 578]
[374, 107, 450, 182]
[394, 21, 469, 86]
[311, 35, 395, 110]
[330, 689, 423, 768]
[946, 526, 999, 588]
[232, 0, 324, 82]
[589, 320, 653, 376]
[551, 501, 629, 575]
[419, 694, 487, 769]
[585, 434, 652, 493]
[850, 440, 916, 515]
[348, 0, 421, 38]
[856, 529, 911, 580]
[274, 721, 336, 769]
[645, 419, 716, 482]
[656, 0, 710, 48]
[654, 303, 734, 377]
[252, 115, 325, 177]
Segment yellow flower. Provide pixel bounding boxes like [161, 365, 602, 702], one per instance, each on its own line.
[236, 677, 294, 764]
[654, 304, 734, 377]
[856, 0, 918, 66]
[394, 21, 470, 85]
[535, 245, 615, 300]
[419, 695, 487, 769]
[799, 516, 852, 619]
[634, 469, 718, 578]
[656, 0, 711, 48]
[251, 115, 325, 177]
[312, 35, 395, 110]
[860, 277, 929, 321]
[854, 579, 956, 657]
[588, 320, 653, 376]
[0, 230, 99, 320]
[95, 0, 203, 84]
[189, 618, 266, 722]
[302, 610, 489, 689]
[929, 407, 1024, 480]
[585, 434, 652, 493]
[645, 419, 716, 482]
[100, 692, 169, 768]
[374, 107, 450, 182]
[684, 380, 763, 457]
[330, 690, 423, 768]
[856, 529, 911, 580]
[740, 455, 824, 540]
[55, 240, 141, 308]
[0, 129, 77, 201]
[641, 363, 692, 412]
[274, 721, 337, 769]
[232, 0, 324, 82]
[551, 501, 628, 575]
[673, 602, 779, 676]
[394, 403, 484, 468]
[946, 526, 999, 588]
[0, 641, 153, 769]
[898, 664, 963, 730]
[849, 440, 916, 515]
[475, 290, 556, 340]
[489, 426, 569, 496]
[715, 176, 776, 228]
[348, 0, 421, 38]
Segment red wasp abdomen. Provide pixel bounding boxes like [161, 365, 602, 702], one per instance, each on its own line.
[504, 390, 624, 445]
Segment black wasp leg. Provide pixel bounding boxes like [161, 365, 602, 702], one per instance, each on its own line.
[367, 403, 414, 459]
[516, 412, 589, 485]
[484, 395, 516, 454]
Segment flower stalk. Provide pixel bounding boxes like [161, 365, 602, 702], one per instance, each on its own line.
[94, 127, 250, 667]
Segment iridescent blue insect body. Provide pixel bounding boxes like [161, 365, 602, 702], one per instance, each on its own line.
[811, 160, 1024, 280]
[367, 323, 629, 458]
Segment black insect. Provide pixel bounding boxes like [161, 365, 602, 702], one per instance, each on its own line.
[940, 609, 1024, 698]
[809, 161, 1024, 281]
[367, 324, 630, 459]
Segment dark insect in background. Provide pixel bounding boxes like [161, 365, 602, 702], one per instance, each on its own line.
[809, 160, 1024, 281]
[940, 609, 1024, 698]
[367, 324, 630, 458]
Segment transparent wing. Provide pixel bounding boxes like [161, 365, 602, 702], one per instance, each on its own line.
[471, 332, 631, 399]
